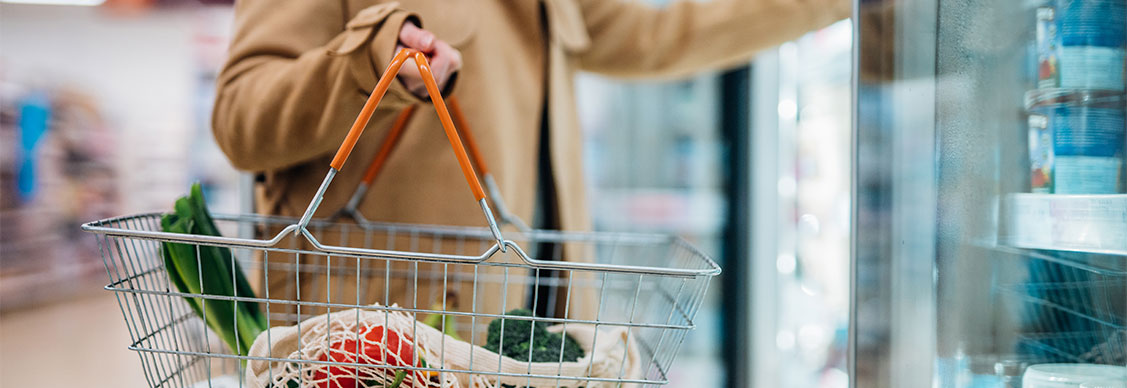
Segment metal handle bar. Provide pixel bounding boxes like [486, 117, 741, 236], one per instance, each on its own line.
[297, 49, 504, 247]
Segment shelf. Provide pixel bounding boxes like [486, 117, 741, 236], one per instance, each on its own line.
[1004, 282, 1126, 329]
[1000, 194, 1127, 256]
[979, 244, 1127, 276]
[1003, 286, 1127, 365]
[1017, 331, 1127, 365]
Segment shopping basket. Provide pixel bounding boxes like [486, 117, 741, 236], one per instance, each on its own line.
[83, 49, 721, 388]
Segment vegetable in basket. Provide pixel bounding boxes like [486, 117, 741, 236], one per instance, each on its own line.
[422, 292, 462, 341]
[160, 183, 268, 356]
[484, 309, 585, 363]
[312, 324, 425, 388]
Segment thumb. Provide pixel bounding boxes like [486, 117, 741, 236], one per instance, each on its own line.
[398, 23, 436, 52]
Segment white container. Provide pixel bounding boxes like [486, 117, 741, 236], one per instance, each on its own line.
[1003, 193, 1127, 254]
[1081, 379, 1127, 388]
[1023, 364, 1127, 388]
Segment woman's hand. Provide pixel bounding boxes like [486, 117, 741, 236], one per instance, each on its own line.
[396, 22, 462, 97]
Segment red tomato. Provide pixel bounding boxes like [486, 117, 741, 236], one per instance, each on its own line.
[362, 325, 415, 366]
[313, 325, 423, 388]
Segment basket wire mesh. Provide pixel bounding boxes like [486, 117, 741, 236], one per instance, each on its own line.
[89, 214, 718, 387]
[83, 49, 720, 388]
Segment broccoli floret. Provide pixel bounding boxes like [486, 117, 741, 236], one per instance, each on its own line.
[484, 309, 585, 364]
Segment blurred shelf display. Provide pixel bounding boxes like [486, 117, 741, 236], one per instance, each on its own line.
[1002, 193, 1127, 255]
[0, 85, 119, 311]
[589, 189, 725, 236]
[0, 4, 237, 311]
[577, 72, 727, 386]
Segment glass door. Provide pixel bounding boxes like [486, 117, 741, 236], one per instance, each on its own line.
[852, 0, 1126, 386]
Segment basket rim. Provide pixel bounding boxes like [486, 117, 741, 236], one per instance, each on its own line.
[82, 212, 722, 278]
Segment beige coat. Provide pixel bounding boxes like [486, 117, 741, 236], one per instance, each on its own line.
[213, 0, 848, 323]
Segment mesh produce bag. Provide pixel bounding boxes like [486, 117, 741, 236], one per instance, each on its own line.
[244, 304, 641, 388]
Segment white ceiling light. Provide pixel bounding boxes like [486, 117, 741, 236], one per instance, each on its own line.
[1, 0, 106, 5]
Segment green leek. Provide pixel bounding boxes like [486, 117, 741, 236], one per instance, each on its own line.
[160, 183, 267, 356]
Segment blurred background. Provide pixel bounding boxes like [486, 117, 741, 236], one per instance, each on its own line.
[7, 0, 1122, 387]
[1, 2, 241, 386]
[0, 1, 852, 387]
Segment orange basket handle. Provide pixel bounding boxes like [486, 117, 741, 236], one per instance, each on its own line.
[449, 97, 530, 230]
[330, 49, 485, 200]
[349, 96, 535, 231]
[359, 105, 417, 186]
[357, 97, 485, 188]
[337, 105, 417, 217]
[298, 49, 504, 246]
[448, 97, 491, 176]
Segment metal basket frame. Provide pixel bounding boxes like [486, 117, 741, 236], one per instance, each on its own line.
[83, 49, 721, 388]
[87, 212, 719, 387]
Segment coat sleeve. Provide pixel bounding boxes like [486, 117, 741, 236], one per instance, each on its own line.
[573, 0, 850, 78]
[212, 0, 424, 172]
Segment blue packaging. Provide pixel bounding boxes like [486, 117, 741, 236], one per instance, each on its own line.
[1057, 0, 1126, 48]
[1026, 89, 1126, 194]
[1037, 0, 1127, 90]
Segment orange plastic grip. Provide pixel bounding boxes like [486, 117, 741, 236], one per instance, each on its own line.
[330, 49, 413, 171]
[361, 97, 488, 187]
[360, 105, 416, 185]
[328, 48, 486, 201]
[412, 51, 486, 201]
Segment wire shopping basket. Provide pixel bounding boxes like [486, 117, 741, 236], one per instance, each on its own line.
[83, 49, 721, 388]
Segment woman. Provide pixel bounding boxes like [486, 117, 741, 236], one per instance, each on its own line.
[213, 0, 848, 325]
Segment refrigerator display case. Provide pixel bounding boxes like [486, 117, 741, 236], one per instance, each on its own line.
[852, 0, 1126, 386]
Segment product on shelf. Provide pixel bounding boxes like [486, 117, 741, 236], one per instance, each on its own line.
[1036, 0, 1127, 91]
[1003, 193, 1127, 253]
[1028, 114, 1054, 192]
[1022, 363, 1127, 388]
[1025, 89, 1125, 194]
[1079, 379, 1127, 388]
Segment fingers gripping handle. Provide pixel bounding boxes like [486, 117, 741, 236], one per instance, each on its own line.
[329, 49, 486, 201]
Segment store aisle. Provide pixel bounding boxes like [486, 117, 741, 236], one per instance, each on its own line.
[1, 294, 147, 388]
